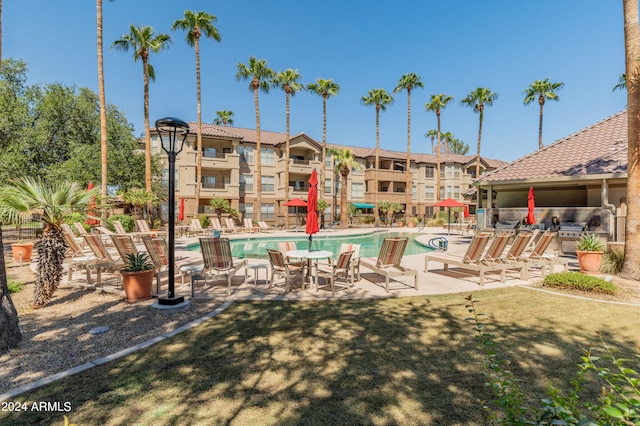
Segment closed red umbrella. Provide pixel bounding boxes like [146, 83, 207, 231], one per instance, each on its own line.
[85, 182, 99, 225]
[306, 170, 319, 250]
[526, 187, 536, 225]
[463, 205, 470, 219]
[178, 198, 185, 222]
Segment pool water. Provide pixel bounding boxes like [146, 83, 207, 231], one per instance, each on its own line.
[186, 232, 433, 259]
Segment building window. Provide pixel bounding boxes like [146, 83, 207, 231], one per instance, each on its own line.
[261, 175, 274, 192]
[239, 203, 253, 220]
[454, 186, 460, 199]
[325, 178, 332, 195]
[440, 186, 444, 199]
[425, 206, 434, 218]
[202, 176, 216, 189]
[238, 146, 254, 163]
[203, 147, 217, 158]
[446, 185, 452, 198]
[412, 185, 417, 200]
[425, 166, 435, 179]
[425, 186, 435, 200]
[261, 148, 275, 165]
[446, 165, 453, 178]
[261, 203, 274, 220]
[454, 165, 460, 178]
[239, 174, 253, 192]
[326, 156, 333, 169]
[352, 182, 364, 198]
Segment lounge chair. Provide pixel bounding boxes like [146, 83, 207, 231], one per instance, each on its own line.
[360, 237, 418, 292]
[224, 217, 240, 234]
[267, 249, 306, 293]
[136, 219, 165, 238]
[210, 218, 224, 232]
[74, 222, 89, 236]
[316, 250, 354, 295]
[62, 223, 84, 247]
[141, 236, 202, 294]
[188, 218, 209, 237]
[514, 231, 568, 279]
[109, 234, 138, 259]
[191, 237, 247, 296]
[62, 230, 98, 284]
[258, 221, 277, 232]
[424, 234, 507, 286]
[243, 218, 255, 233]
[82, 234, 123, 286]
[339, 243, 361, 281]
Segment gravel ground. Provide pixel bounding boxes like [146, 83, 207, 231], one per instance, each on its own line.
[1, 252, 222, 394]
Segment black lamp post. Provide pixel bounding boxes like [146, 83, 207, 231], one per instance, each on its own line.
[155, 117, 189, 306]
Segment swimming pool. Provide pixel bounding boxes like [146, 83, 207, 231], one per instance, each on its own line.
[186, 231, 433, 259]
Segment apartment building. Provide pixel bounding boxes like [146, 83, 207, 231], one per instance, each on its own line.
[151, 123, 507, 226]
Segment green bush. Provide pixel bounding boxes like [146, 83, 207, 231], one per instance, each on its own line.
[543, 271, 617, 295]
[601, 248, 624, 275]
[63, 213, 89, 233]
[361, 216, 375, 224]
[108, 214, 135, 232]
[575, 233, 605, 252]
[427, 217, 446, 227]
[198, 214, 209, 228]
[8, 279, 23, 294]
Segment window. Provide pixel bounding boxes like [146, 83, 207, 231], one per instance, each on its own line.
[425, 206, 434, 218]
[440, 186, 444, 199]
[425, 166, 435, 179]
[412, 185, 417, 200]
[223, 147, 231, 154]
[454, 165, 460, 178]
[238, 146, 254, 163]
[326, 156, 333, 169]
[352, 182, 364, 198]
[202, 176, 216, 189]
[290, 180, 306, 191]
[203, 147, 217, 158]
[261, 175, 274, 192]
[261, 148, 275, 165]
[239, 203, 253, 220]
[425, 186, 435, 200]
[261, 203, 274, 220]
[325, 178, 332, 195]
[239, 174, 253, 192]
[446, 185, 452, 198]
[446, 165, 453, 178]
[454, 186, 460, 199]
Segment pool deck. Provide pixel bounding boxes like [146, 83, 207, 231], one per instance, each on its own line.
[63, 225, 578, 301]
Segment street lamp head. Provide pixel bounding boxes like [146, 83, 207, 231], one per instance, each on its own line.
[155, 117, 190, 155]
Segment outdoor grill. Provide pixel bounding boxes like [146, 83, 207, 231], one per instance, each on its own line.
[493, 221, 519, 236]
[557, 222, 588, 254]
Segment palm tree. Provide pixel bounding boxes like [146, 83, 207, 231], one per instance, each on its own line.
[361, 88, 394, 224]
[123, 188, 158, 221]
[112, 25, 172, 194]
[172, 10, 221, 219]
[425, 94, 454, 201]
[306, 78, 340, 204]
[273, 69, 303, 227]
[621, 0, 640, 278]
[0, 0, 3, 70]
[97, 0, 114, 222]
[329, 147, 362, 229]
[613, 73, 627, 92]
[236, 57, 274, 222]
[213, 109, 234, 126]
[461, 87, 498, 182]
[425, 129, 438, 153]
[0, 178, 97, 307]
[523, 78, 564, 149]
[394, 73, 423, 215]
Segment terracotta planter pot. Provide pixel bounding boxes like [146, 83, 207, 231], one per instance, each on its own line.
[121, 270, 154, 302]
[576, 250, 603, 274]
[11, 243, 34, 263]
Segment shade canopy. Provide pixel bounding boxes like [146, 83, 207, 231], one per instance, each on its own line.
[433, 198, 466, 208]
[283, 198, 308, 207]
[351, 202, 376, 209]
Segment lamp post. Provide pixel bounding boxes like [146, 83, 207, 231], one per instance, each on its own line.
[155, 117, 189, 306]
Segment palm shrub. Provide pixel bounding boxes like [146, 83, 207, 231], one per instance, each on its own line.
[108, 214, 135, 232]
[209, 198, 230, 220]
[0, 178, 97, 307]
[121, 252, 154, 272]
[575, 233, 605, 252]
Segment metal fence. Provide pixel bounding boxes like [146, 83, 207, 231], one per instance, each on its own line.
[1, 213, 43, 244]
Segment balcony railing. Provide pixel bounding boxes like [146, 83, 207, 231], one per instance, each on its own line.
[291, 158, 310, 166]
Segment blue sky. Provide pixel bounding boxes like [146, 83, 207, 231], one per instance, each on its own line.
[4, 1, 628, 162]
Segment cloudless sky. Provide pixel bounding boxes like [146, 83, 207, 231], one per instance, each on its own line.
[3, 1, 628, 162]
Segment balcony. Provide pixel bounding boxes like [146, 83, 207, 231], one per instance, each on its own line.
[184, 150, 239, 170]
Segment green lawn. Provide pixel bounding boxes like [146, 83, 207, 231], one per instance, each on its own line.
[2, 287, 640, 425]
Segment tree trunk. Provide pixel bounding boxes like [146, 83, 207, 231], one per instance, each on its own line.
[254, 80, 262, 221]
[538, 95, 545, 150]
[97, 0, 108, 222]
[0, 225, 22, 353]
[142, 55, 152, 194]
[284, 90, 290, 227]
[194, 37, 203, 219]
[322, 94, 327, 203]
[340, 167, 349, 229]
[374, 106, 380, 224]
[405, 88, 412, 215]
[621, 0, 640, 278]
[436, 112, 441, 201]
[33, 227, 67, 307]
[475, 106, 484, 182]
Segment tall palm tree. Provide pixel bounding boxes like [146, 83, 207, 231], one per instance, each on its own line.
[461, 87, 498, 182]
[394, 73, 423, 216]
[236, 57, 274, 221]
[172, 11, 221, 218]
[0, 0, 3, 70]
[213, 109, 234, 126]
[273, 69, 303, 227]
[97, 0, 114, 222]
[425, 94, 454, 201]
[523, 78, 564, 150]
[613, 73, 627, 92]
[361, 88, 394, 224]
[622, 0, 640, 278]
[112, 25, 172, 194]
[0, 178, 97, 307]
[306, 78, 340, 204]
[329, 147, 362, 229]
[425, 129, 438, 153]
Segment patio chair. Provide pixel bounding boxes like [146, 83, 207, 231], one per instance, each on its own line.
[63, 230, 98, 284]
[360, 237, 418, 293]
[277, 241, 307, 269]
[109, 234, 138, 259]
[74, 222, 89, 236]
[514, 231, 568, 280]
[191, 237, 247, 296]
[141, 235, 202, 295]
[339, 243, 361, 281]
[424, 234, 506, 286]
[210, 218, 226, 233]
[258, 221, 277, 232]
[267, 249, 306, 293]
[188, 218, 209, 237]
[224, 217, 239, 234]
[82, 233, 123, 286]
[243, 218, 255, 233]
[136, 219, 165, 238]
[62, 223, 84, 247]
[316, 250, 354, 295]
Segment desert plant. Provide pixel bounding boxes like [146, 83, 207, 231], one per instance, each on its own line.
[543, 271, 617, 294]
[209, 198, 230, 220]
[198, 214, 209, 229]
[108, 214, 135, 232]
[121, 252, 154, 272]
[8, 279, 23, 294]
[601, 248, 625, 274]
[575, 233, 605, 252]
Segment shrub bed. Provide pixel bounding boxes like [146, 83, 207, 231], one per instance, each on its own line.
[543, 271, 617, 295]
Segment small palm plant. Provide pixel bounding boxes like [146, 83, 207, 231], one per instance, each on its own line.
[122, 252, 154, 272]
[0, 178, 97, 307]
[576, 233, 605, 252]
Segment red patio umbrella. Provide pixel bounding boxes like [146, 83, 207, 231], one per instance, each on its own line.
[283, 198, 307, 230]
[178, 198, 185, 222]
[526, 187, 536, 225]
[463, 205, 470, 219]
[306, 170, 319, 250]
[433, 198, 466, 235]
[85, 182, 100, 225]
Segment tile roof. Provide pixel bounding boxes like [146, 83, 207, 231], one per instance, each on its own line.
[477, 110, 628, 183]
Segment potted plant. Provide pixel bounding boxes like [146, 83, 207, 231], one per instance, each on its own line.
[575, 233, 605, 274]
[11, 240, 34, 263]
[121, 252, 155, 302]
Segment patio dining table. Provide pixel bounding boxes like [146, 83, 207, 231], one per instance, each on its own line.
[286, 249, 333, 290]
